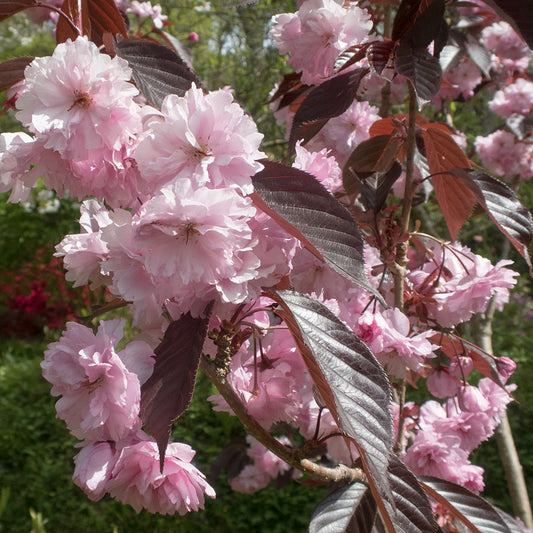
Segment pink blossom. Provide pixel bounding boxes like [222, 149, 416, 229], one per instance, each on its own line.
[475, 130, 533, 180]
[231, 436, 297, 493]
[433, 59, 481, 107]
[41, 320, 154, 441]
[55, 200, 112, 288]
[306, 100, 380, 166]
[270, 0, 373, 85]
[107, 437, 215, 515]
[135, 85, 264, 195]
[128, 1, 168, 29]
[16, 36, 142, 161]
[408, 241, 518, 328]
[481, 22, 531, 74]
[354, 308, 436, 378]
[426, 367, 462, 398]
[73, 441, 117, 501]
[293, 141, 343, 194]
[490, 78, 533, 119]
[0, 131, 34, 202]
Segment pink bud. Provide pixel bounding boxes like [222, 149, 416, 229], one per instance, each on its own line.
[496, 356, 516, 381]
[188, 32, 199, 42]
[427, 367, 461, 398]
[457, 385, 490, 413]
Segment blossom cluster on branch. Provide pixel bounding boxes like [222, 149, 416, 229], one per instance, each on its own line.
[0, 0, 532, 529]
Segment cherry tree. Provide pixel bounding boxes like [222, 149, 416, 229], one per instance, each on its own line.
[1, 0, 532, 530]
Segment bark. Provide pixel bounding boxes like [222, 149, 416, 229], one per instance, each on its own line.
[475, 306, 533, 528]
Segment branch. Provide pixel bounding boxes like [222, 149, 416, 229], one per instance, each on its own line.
[200, 355, 367, 485]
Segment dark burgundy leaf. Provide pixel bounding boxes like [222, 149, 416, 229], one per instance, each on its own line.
[421, 476, 513, 533]
[482, 0, 533, 49]
[289, 68, 369, 152]
[394, 43, 442, 102]
[367, 40, 395, 75]
[56, 0, 88, 43]
[140, 308, 211, 471]
[252, 161, 384, 303]
[408, 0, 446, 49]
[115, 39, 201, 109]
[57, 0, 127, 45]
[272, 290, 394, 523]
[309, 483, 376, 533]
[335, 43, 370, 73]
[158, 31, 193, 66]
[357, 162, 403, 213]
[387, 456, 438, 533]
[495, 509, 530, 533]
[448, 169, 533, 272]
[0, 0, 37, 22]
[392, 0, 424, 42]
[0, 56, 33, 93]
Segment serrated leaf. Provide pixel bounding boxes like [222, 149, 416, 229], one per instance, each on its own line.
[422, 126, 476, 240]
[448, 169, 533, 272]
[367, 40, 396, 75]
[309, 483, 376, 533]
[0, 0, 37, 22]
[387, 456, 438, 533]
[357, 162, 403, 213]
[482, 0, 533, 49]
[495, 509, 530, 533]
[0, 56, 33, 93]
[394, 44, 442, 102]
[271, 290, 394, 523]
[335, 43, 369, 74]
[289, 68, 369, 153]
[439, 45, 463, 72]
[140, 308, 211, 471]
[115, 39, 201, 109]
[421, 476, 513, 533]
[252, 161, 384, 303]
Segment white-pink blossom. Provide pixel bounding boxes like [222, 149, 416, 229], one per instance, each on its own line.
[135, 85, 264, 195]
[106, 437, 215, 515]
[41, 320, 154, 441]
[489, 78, 533, 119]
[128, 1, 168, 28]
[16, 36, 142, 161]
[270, 0, 373, 85]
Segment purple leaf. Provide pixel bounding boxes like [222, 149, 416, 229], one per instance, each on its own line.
[115, 38, 201, 109]
[272, 290, 394, 519]
[140, 307, 211, 471]
[387, 456, 438, 533]
[448, 169, 533, 273]
[0, 0, 37, 22]
[421, 476, 513, 533]
[309, 483, 376, 533]
[252, 161, 384, 303]
[0, 56, 33, 93]
[394, 43, 442, 102]
[289, 68, 369, 152]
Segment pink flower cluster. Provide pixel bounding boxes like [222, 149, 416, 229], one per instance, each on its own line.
[270, 0, 373, 85]
[407, 241, 517, 328]
[42, 319, 215, 514]
[403, 379, 515, 493]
